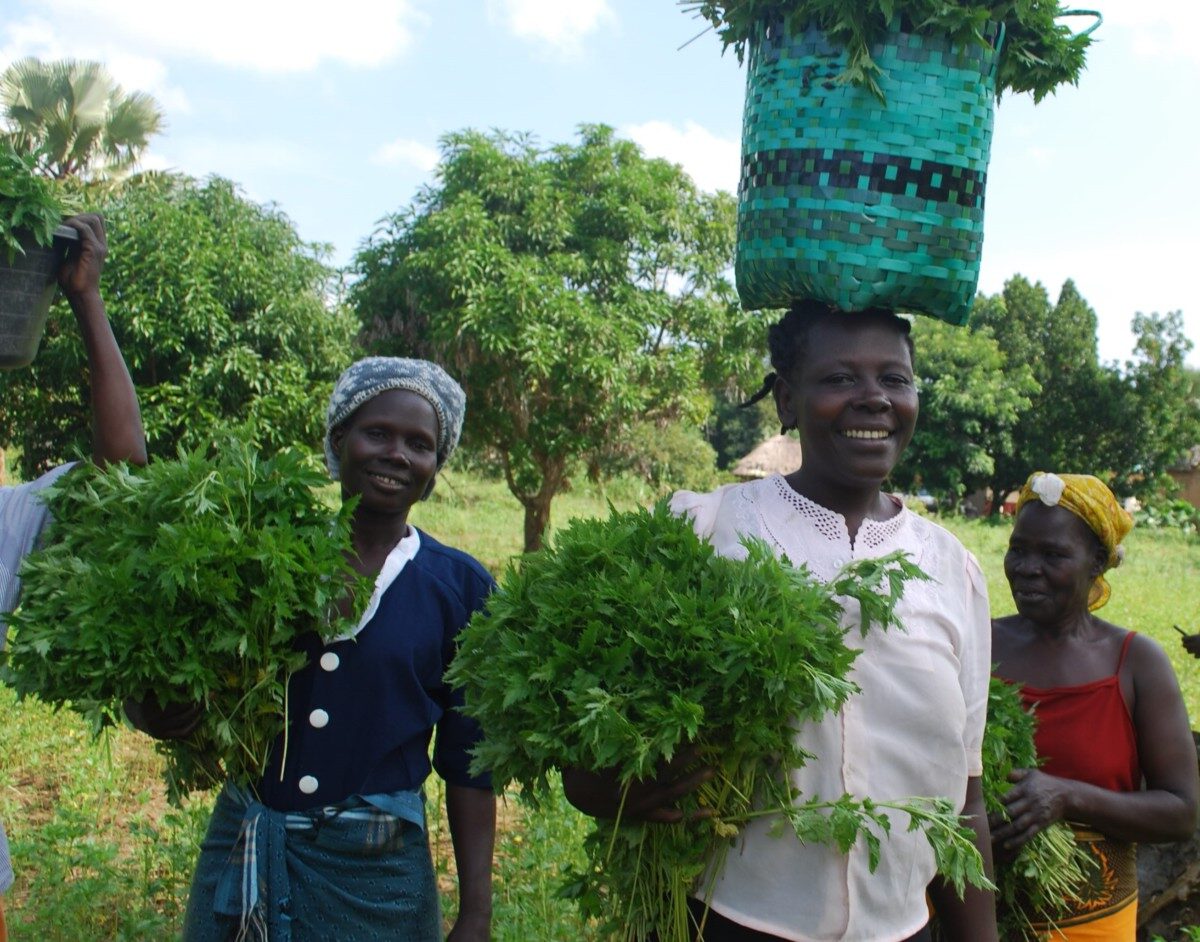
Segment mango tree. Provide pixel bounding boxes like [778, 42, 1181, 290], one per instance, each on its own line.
[352, 125, 759, 550]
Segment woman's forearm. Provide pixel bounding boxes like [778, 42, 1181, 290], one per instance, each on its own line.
[1062, 779, 1197, 844]
[58, 215, 146, 467]
[70, 289, 146, 467]
[446, 783, 496, 919]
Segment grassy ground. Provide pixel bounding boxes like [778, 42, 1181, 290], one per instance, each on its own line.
[1, 471, 1197, 938]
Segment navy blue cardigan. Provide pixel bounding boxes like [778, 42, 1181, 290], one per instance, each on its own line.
[259, 530, 495, 812]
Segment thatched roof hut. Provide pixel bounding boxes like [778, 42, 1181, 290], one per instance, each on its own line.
[732, 434, 803, 480]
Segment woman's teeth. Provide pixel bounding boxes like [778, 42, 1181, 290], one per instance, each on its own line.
[841, 429, 890, 440]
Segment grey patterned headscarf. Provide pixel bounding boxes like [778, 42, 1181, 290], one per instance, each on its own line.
[324, 357, 466, 481]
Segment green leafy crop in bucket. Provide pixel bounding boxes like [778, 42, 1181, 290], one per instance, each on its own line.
[448, 501, 992, 942]
[682, 1, 1096, 102]
[0, 140, 65, 263]
[2, 435, 369, 805]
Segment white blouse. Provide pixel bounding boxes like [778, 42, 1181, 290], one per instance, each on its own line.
[670, 475, 990, 942]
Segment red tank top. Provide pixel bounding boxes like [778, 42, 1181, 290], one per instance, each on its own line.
[1019, 632, 1141, 793]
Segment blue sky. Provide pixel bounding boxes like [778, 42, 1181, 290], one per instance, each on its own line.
[2, 0, 1197, 366]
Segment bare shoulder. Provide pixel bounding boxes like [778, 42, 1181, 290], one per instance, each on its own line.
[1120, 626, 1178, 680]
[990, 614, 1025, 649]
[990, 615, 1032, 678]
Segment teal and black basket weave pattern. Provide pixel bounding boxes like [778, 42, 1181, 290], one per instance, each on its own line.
[736, 19, 1001, 325]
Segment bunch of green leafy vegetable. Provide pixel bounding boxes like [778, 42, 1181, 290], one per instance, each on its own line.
[2, 436, 367, 804]
[681, 0, 1096, 102]
[0, 139, 65, 263]
[978, 676, 1096, 941]
[448, 502, 991, 942]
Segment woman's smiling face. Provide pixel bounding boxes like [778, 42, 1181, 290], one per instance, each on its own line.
[331, 389, 440, 512]
[775, 316, 918, 490]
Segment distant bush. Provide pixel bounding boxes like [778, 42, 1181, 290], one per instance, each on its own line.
[1135, 498, 1200, 535]
[600, 421, 721, 495]
[705, 391, 775, 470]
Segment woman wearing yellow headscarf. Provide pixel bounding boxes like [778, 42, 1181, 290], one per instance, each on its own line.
[991, 473, 1199, 940]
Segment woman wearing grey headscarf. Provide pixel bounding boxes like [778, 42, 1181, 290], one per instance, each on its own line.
[176, 357, 496, 942]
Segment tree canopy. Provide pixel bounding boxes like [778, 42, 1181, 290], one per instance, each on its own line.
[962, 277, 1199, 507]
[1106, 311, 1200, 496]
[1, 58, 164, 185]
[352, 125, 760, 549]
[705, 390, 776, 471]
[0, 175, 357, 477]
[891, 316, 1036, 500]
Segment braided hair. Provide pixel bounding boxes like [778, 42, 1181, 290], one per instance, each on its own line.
[741, 300, 915, 433]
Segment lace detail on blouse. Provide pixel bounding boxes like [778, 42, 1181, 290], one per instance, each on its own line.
[769, 475, 905, 550]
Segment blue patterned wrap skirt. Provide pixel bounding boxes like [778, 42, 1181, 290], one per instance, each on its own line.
[183, 783, 440, 942]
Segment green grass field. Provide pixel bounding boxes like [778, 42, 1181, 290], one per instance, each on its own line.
[2, 471, 1197, 939]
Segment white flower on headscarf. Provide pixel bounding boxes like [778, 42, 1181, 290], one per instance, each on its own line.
[1113, 544, 1126, 568]
[1030, 472, 1066, 506]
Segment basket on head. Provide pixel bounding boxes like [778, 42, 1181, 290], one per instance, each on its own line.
[736, 18, 1002, 325]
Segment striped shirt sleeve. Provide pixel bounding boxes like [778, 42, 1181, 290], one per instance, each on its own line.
[0, 463, 75, 648]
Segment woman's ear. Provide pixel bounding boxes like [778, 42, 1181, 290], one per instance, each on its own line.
[329, 424, 347, 458]
[773, 374, 797, 434]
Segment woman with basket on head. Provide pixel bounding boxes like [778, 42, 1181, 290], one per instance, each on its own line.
[991, 473, 1199, 940]
[131, 358, 496, 942]
[564, 301, 998, 941]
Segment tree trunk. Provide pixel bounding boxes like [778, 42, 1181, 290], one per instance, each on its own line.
[501, 452, 566, 554]
[523, 496, 553, 553]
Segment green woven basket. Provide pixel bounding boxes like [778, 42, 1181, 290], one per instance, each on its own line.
[736, 18, 1002, 325]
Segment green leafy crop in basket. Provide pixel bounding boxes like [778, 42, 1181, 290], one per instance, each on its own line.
[0, 140, 65, 263]
[2, 435, 369, 805]
[448, 501, 993, 942]
[682, 0, 1096, 102]
[979, 676, 1096, 941]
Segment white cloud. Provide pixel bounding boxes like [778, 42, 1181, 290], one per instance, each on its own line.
[370, 138, 438, 171]
[0, 15, 65, 65]
[622, 119, 739, 194]
[1100, 1, 1200, 65]
[104, 53, 191, 114]
[6, 0, 421, 74]
[1, 15, 190, 113]
[486, 0, 614, 55]
[136, 150, 173, 173]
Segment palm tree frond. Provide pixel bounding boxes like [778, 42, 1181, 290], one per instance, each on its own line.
[0, 57, 165, 185]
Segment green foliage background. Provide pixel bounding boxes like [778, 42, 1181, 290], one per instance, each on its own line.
[0, 174, 358, 479]
[352, 125, 761, 549]
[970, 278, 1200, 508]
[892, 314, 1037, 500]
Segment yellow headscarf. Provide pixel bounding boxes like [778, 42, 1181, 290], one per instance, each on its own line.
[1015, 472, 1134, 611]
